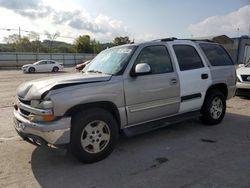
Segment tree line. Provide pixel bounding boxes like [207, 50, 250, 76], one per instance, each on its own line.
[0, 32, 131, 54]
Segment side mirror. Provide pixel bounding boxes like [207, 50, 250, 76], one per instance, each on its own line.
[131, 63, 151, 77]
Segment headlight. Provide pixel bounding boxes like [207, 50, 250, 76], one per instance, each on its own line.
[236, 76, 241, 83]
[31, 100, 53, 109]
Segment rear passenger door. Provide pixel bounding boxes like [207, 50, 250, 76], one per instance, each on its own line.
[47, 61, 55, 71]
[169, 42, 212, 113]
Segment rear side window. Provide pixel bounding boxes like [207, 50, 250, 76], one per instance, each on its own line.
[134, 45, 173, 74]
[173, 45, 204, 71]
[199, 43, 233, 66]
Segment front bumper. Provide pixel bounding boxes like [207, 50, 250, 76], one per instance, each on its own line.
[236, 82, 250, 89]
[22, 67, 29, 72]
[13, 109, 71, 145]
[236, 82, 250, 96]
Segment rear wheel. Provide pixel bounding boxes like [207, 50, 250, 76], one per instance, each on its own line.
[69, 108, 119, 163]
[200, 90, 226, 125]
[28, 67, 35, 73]
[52, 66, 59, 72]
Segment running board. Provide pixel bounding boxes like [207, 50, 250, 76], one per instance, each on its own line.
[122, 110, 201, 136]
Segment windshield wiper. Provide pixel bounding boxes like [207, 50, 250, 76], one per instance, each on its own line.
[86, 70, 112, 75]
[87, 70, 103, 74]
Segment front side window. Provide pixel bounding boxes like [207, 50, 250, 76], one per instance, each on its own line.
[173, 45, 204, 71]
[36, 61, 47, 65]
[134, 45, 173, 74]
[199, 43, 233, 66]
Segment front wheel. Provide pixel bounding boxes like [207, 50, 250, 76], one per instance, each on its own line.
[200, 90, 226, 125]
[69, 108, 119, 163]
[52, 66, 59, 72]
[28, 67, 35, 73]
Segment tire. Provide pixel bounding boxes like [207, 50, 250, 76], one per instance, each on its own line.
[28, 67, 35, 73]
[69, 108, 119, 163]
[52, 66, 59, 72]
[200, 90, 226, 125]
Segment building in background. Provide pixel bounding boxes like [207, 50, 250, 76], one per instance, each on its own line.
[214, 35, 250, 65]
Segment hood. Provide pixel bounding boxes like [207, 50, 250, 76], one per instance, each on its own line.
[237, 67, 250, 75]
[22, 64, 33, 67]
[17, 73, 112, 100]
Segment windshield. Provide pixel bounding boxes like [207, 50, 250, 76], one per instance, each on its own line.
[245, 62, 250, 67]
[34, 61, 42, 65]
[83, 46, 136, 75]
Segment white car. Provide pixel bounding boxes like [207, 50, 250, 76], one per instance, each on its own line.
[22, 60, 64, 73]
[236, 63, 250, 96]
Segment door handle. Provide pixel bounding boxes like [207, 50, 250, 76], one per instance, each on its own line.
[201, 74, 208, 79]
[170, 78, 177, 84]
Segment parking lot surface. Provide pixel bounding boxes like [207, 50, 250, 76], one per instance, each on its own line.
[0, 69, 250, 188]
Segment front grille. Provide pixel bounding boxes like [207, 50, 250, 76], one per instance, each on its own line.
[241, 75, 250, 82]
[18, 98, 31, 105]
[20, 108, 30, 117]
[17, 98, 31, 119]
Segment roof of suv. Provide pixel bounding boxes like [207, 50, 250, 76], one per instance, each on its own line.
[118, 37, 216, 48]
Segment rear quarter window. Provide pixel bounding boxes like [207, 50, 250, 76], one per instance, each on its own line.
[199, 43, 233, 66]
[173, 45, 204, 71]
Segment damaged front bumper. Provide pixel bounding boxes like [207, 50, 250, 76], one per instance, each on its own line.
[13, 109, 71, 146]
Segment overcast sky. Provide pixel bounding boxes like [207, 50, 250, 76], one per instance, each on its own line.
[0, 0, 249, 43]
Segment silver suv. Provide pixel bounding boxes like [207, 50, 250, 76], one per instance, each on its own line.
[14, 38, 236, 163]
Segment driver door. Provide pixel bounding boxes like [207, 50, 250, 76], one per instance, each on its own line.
[37, 61, 47, 72]
[123, 45, 180, 125]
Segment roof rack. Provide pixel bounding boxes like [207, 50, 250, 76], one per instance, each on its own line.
[152, 37, 178, 42]
[160, 37, 178, 42]
[182, 39, 214, 42]
[152, 37, 214, 43]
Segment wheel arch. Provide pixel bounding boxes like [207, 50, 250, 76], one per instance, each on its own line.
[201, 83, 228, 113]
[28, 66, 36, 72]
[64, 101, 121, 128]
[206, 83, 228, 99]
[52, 66, 59, 71]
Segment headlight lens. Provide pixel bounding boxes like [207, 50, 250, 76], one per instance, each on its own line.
[29, 100, 55, 122]
[30, 100, 53, 109]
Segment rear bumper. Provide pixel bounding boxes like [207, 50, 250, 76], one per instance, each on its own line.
[13, 109, 71, 145]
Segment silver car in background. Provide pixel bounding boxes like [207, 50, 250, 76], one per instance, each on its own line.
[22, 60, 64, 73]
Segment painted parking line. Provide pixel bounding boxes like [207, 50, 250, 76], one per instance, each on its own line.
[0, 136, 21, 142]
